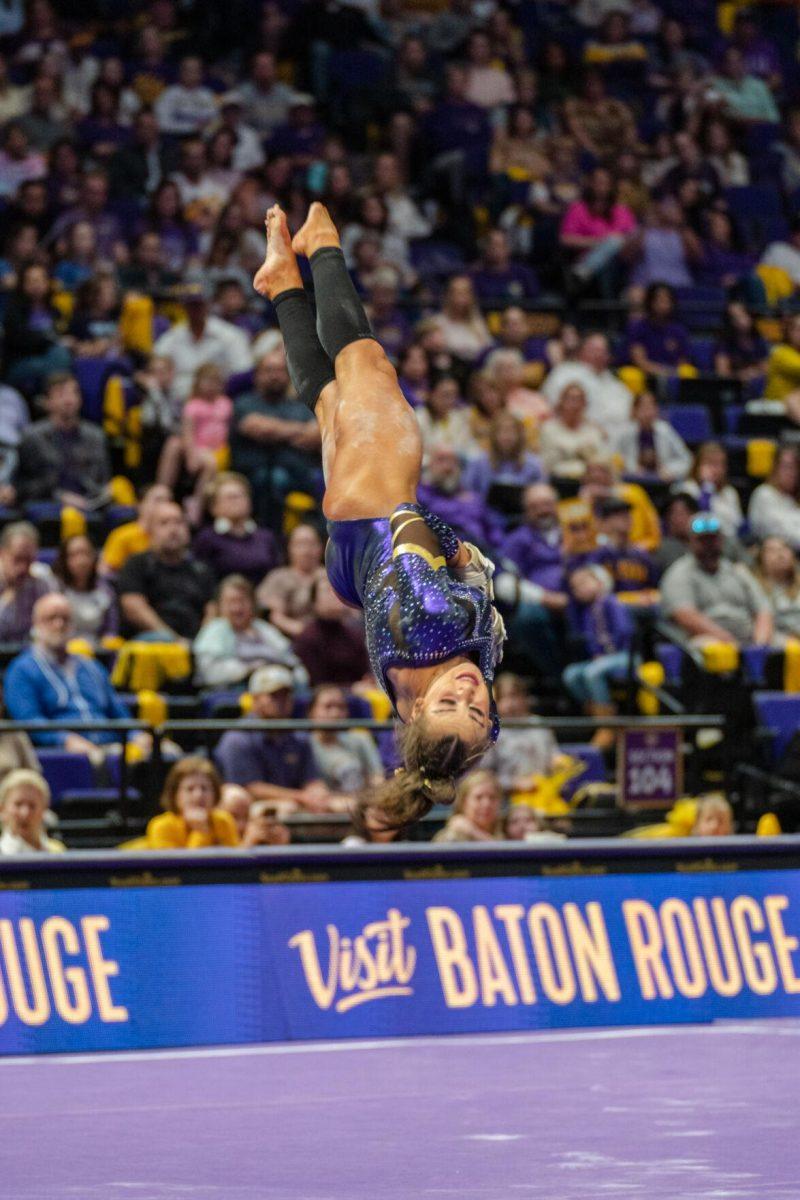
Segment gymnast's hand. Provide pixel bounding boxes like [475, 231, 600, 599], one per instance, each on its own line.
[449, 541, 496, 597]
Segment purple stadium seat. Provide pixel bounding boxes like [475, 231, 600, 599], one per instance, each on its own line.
[37, 750, 95, 805]
[664, 403, 713, 445]
[753, 692, 800, 762]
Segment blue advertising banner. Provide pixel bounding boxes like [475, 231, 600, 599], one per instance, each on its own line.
[1, 868, 800, 1054]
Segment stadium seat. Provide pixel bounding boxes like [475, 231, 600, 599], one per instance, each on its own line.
[560, 743, 607, 800]
[663, 404, 713, 445]
[753, 692, 800, 762]
[37, 751, 96, 805]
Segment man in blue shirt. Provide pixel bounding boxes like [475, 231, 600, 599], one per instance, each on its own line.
[214, 665, 329, 810]
[5, 592, 132, 758]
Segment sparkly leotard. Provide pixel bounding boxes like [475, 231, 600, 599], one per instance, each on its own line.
[325, 503, 503, 740]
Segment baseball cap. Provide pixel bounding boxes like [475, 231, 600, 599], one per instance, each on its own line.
[690, 514, 721, 535]
[248, 665, 294, 695]
[595, 495, 632, 520]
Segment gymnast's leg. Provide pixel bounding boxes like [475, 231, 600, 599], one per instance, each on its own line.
[291, 202, 424, 522]
[253, 206, 340, 482]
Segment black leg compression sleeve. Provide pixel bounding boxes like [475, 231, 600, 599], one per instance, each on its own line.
[272, 287, 336, 413]
[309, 246, 375, 362]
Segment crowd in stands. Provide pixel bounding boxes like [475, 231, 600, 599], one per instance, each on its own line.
[1, 0, 799, 852]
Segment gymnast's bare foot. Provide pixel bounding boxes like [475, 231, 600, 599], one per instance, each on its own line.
[292, 201, 341, 258]
[253, 205, 303, 299]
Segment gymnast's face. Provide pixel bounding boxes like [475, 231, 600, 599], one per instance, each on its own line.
[413, 663, 491, 752]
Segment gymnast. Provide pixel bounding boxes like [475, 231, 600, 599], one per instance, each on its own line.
[254, 203, 506, 828]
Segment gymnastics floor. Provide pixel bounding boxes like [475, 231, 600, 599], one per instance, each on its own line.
[4, 1021, 799, 1199]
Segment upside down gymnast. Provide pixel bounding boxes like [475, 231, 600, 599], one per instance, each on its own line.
[253, 202, 506, 828]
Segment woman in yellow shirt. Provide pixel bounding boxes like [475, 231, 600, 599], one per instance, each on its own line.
[145, 757, 239, 849]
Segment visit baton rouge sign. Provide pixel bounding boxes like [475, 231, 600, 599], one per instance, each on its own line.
[619, 726, 683, 809]
[1, 868, 800, 1053]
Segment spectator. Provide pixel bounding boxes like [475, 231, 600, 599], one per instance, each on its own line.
[589, 496, 660, 594]
[238, 51, 297, 137]
[469, 228, 539, 305]
[100, 483, 173, 577]
[579, 457, 661, 552]
[214, 92, 265, 173]
[52, 534, 118, 646]
[397, 342, 431, 410]
[627, 195, 702, 291]
[481, 672, 560, 796]
[484, 348, 550, 427]
[153, 281, 253, 402]
[480, 305, 543, 367]
[764, 314, 800, 424]
[464, 29, 516, 109]
[749, 446, 800, 550]
[414, 375, 476, 462]
[52, 221, 98, 292]
[709, 47, 779, 125]
[0, 381, 28, 506]
[108, 108, 169, 200]
[257, 523, 327, 640]
[3, 261, 71, 394]
[15, 371, 111, 510]
[341, 194, 413, 288]
[342, 795, 405, 845]
[144, 757, 239, 849]
[714, 300, 768, 383]
[562, 563, 635, 745]
[118, 500, 216, 640]
[702, 117, 750, 187]
[0, 521, 55, 644]
[371, 151, 432, 242]
[660, 514, 773, 648]
[683, 442, 743, 538]
[421, 61, 490, 208]
[156, 362, 231, 521]
[47, 169, 126, 260]
[430, 275, 493, 364]
[564, 69, 638, 160]
[614, 390, 692, 482]
[462, 412, 544, 507]
[760, 217, 800, 289]
[307, 684, 384, 795]
[193, 573, 306, 688]
[691, 793, 734, 837]
[755, 537, 800, 645]
[433, 769, 503, 842]
[5, 593, 132, 756]
[218, 781, 252, 841]
[0, 122, 46, 198]
[543, 332, 633, 433]
[118, 231, 179, 296]
[17, 72, 68, 152]
[0, 769, 64, 855]
[698, 208, 756, 289]
[214, 665, 329, 812]
[193, 472, 279, 586]
[67, 272, 123, 359]
[230, 347, 321, 528]
[143, 180, 199, 273]
[364, 271, 413, 363]
[292, 577, 370, 688]
[154, 55, 218, 135]
[416, 444, 502, 551]
[539, 382, 607, 481]
[170, 134, 228, 221]
[560, 164, 637, 294]
[623, 282, 693, 378]
[654, 491, 746, 574]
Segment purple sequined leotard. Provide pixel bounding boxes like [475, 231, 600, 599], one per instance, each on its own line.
[325, 503, 503, 740]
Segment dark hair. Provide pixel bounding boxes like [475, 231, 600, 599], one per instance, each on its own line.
[53, 534, 98, 590]
[359, 718, 485, 833]
[644, 282, 676, 318]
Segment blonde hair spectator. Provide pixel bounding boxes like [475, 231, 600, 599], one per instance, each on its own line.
[0, 769, 64, 855]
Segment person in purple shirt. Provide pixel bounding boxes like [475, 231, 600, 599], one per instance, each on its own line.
[416, 444, 503, 552]
[269, 95, 326, 166]
[562, 563, 635, 744]
[470, 228, 539, 304]
[422, 62, 491, 201]
[731, 11, 783, 91]
[397, 342, 431, 409]
[623, 282, 693, 377]
[47, 169, 126, 260]
[214, 665, 329, 810]
[462, 412, 543, 522]
[697, 210, 756, 290]
[475, 306, 546, 369]
[193, 472, 280, 586]
[583, 496, 660, 594]
[493, 482, 568, 678]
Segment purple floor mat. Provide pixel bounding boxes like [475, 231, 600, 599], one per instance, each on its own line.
[4, 1022, 799, 1199]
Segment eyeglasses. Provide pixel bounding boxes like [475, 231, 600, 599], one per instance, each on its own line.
[691, 516, 721, 535]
